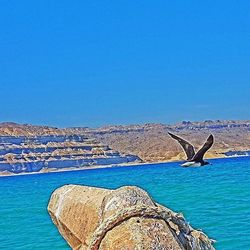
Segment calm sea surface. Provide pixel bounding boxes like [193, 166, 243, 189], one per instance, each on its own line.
[1, 157, 250, 250]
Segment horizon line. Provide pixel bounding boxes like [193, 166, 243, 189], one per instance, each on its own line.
[0, 119, 249, 129]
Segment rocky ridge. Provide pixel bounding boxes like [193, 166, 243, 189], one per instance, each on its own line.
[1, 120, 250, 165]
[0, 134, 141, 175]
[73, 120, 250, 162]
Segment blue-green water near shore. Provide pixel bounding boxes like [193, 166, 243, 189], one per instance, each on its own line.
[1, 157, 250, 250]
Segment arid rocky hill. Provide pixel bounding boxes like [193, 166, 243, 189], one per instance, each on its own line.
[0, 122, 64, 136]
[0, 123, 141, 175]
[0, 135, 141, 175]
[86, 120, 250, 162]
[1, 120, 250, 163]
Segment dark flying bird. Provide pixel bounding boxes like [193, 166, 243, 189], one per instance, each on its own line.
[168, 132, 214, 167]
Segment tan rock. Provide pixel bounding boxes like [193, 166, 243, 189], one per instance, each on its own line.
[48, 185, 215, 250]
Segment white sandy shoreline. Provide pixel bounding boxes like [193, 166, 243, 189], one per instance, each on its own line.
[0, 160, 164, 178]
[1, 154, 249, 178]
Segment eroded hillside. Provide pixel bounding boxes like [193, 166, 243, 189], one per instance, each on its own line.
[1, 120, 250, 163]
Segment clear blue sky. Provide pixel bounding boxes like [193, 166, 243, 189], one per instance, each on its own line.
[0, 1, 249, 127]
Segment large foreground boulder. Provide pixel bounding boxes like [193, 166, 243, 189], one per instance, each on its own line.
[48, 185, 215, 250]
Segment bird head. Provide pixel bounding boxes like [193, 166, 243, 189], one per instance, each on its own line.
[204, 161, 212, 166]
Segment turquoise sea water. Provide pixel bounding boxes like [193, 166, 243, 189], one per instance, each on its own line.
[1, 157, 250, 250]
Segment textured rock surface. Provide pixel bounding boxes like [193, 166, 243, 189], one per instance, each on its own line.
[48, 185, 215, 250]
[0, 135, 141, 174]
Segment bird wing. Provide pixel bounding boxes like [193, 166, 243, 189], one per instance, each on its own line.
[192, 134, 214, 161]
[168, 132, 195, 160]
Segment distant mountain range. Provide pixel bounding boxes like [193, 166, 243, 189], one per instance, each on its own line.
[84, 120, 250, 162]
[0, 120, 250, 166]
[0, 134, 140, 175]
[0, 122, 142, 175]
